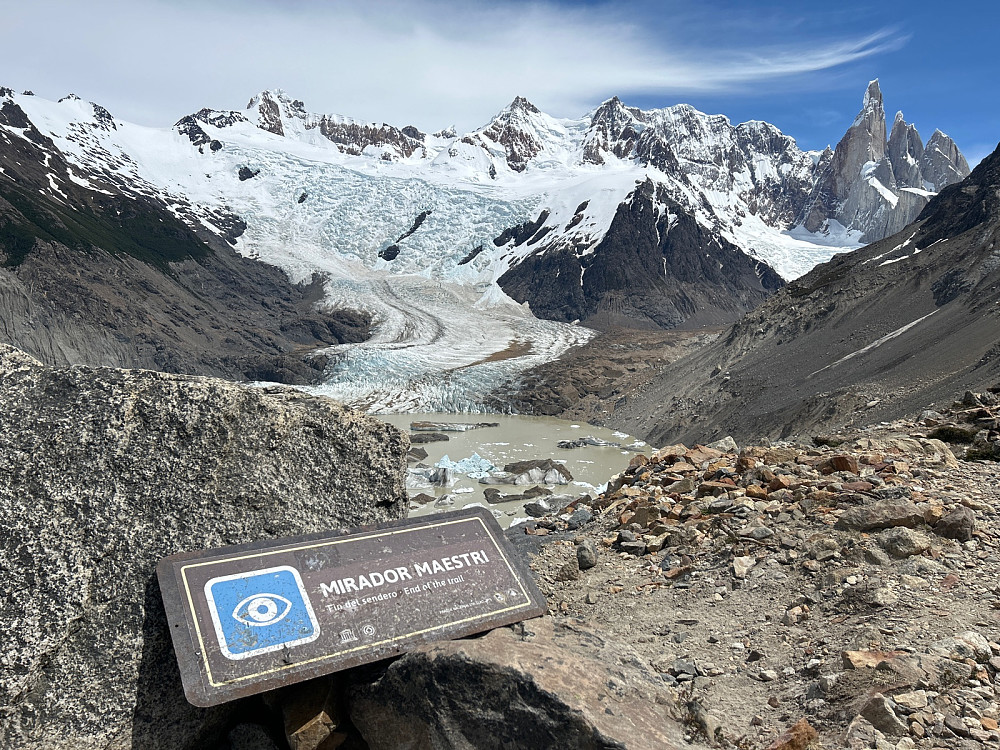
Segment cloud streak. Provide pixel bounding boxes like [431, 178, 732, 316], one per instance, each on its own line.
[1, 0, 906, 132]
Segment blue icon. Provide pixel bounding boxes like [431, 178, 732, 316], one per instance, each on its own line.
[204, 566, 320, 660]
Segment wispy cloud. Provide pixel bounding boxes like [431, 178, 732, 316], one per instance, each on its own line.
[1, 0, 906, 131]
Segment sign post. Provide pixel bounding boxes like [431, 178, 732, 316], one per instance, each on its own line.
[157, 507, 547, 706]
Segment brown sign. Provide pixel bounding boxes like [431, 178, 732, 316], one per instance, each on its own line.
[157, 507, 546, 706]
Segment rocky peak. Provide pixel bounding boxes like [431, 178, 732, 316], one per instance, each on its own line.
[921, 129, 971, 191]
[508, 95, 540, 115]
[835, 79, 888, 191]
[887, 111, 924, 188]
[246, 89, 307, 136]
[479, 96, 552, 172]
[582, 97, 646, 165]
[243, 90, 425, 159]
[433, 125, 457, 139]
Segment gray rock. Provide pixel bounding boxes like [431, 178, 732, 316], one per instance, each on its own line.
[564, 507, 593, 530]
[576, 539, 599, 570]
[860, 694, 907, 736]
[502, 459, 573, 486]
[934, 506, 976, 542]
[0, 346, 408, 750]
[619, 541, 648, 556]
[523, 499, 553, 517]
[835, 500, 924, 532]
[408, 431, 450, 444]
[706, 436, 738, 453]
[929, 632, 992, 663]
[349, 618, 688, 750]
[876, 527, 930, 558]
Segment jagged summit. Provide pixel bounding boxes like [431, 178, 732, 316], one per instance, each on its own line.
[506, 95, 541, 115]
[801, 80, 970, 241]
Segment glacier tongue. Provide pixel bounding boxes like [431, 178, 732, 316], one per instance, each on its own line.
[303, 272, 594, 412]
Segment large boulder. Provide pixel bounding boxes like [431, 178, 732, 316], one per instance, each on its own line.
[349, 617, 690, 749]
[0, 345, 408, 750]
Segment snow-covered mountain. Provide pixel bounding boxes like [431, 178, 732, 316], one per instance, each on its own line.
[0, 82, 971, 409]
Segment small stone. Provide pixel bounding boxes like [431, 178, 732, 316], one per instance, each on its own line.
[672, 658, 699, 677]
[860, 694, 907, 736]
[576, 539, 599, 570]
[935, 506, 976, 542]
[585, 591, 598, 605]
[876, 527, 930, 558]
[733, 555, 755, 578]
[759, 669, 779, 682]
[982, 717, 999, 731]
[554, 559, 580, 582]
[619, 541, 647, 556]
[893, 691, 928, 710]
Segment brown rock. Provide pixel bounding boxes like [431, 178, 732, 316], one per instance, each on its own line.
[818, 454, 859, 474]
[842, 650, 906, 669]
[685, 445, 724, 465]
[652, 443, 689, 463]
[764, 718, 818, 750]
[554, 559, 581, 582]
[834, 501, 924, 532]
[281, 681, 347, 750]
[764, 447, 799, 464]
[768, 475, 794, 492]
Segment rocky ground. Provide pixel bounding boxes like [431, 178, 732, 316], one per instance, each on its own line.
[514, 390, 1000, 749]
[487, 327, 720, 423]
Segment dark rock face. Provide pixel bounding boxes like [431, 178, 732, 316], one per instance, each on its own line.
[0, 346, 408, 749]
[499, 181, 784, 330]
[349, 618, 687, 750]
[383, 209, 432, 258]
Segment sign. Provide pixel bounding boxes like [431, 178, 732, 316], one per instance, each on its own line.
[157, 507, 546, 706]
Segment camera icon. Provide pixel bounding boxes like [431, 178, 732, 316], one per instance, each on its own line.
[205, 566, 320, 660]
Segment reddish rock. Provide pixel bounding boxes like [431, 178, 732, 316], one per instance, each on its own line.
[764, 718, 819, 750]
[818, 455, 860, 474]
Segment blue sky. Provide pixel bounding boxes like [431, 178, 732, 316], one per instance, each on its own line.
[3, 0, 996, 165]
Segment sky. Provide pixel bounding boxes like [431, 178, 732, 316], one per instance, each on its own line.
[2, 0, 996, 165]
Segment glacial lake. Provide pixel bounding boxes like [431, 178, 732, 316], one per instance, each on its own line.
[374, 413, 650, 528]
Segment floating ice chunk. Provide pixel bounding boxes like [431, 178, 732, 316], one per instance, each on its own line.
[435, 452, 498, 478]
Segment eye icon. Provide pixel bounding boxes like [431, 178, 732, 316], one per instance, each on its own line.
[232, 593, 293, 627]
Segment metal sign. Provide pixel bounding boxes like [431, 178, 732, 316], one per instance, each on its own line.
[157, 507, 546, 706]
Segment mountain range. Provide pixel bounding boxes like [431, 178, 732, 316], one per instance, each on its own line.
[0, 81, 972, 407]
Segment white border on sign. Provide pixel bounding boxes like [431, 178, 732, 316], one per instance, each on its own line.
[204, 565, 321, 660]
